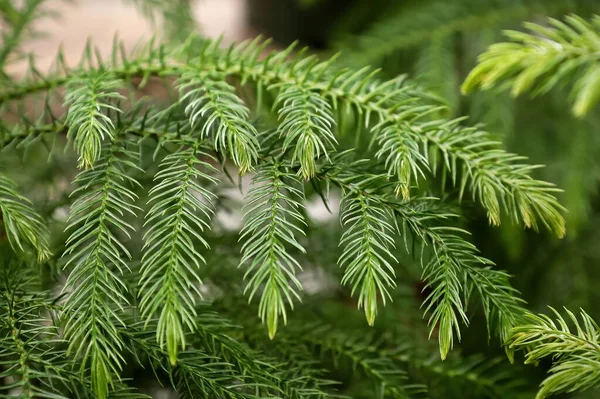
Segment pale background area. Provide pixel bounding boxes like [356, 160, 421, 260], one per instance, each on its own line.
[8, 0, 254, 74]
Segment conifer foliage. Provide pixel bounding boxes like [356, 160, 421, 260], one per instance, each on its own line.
[464, 13, 600, 399]
[463, 14, 600, 117]
[0, 1, 596, 398]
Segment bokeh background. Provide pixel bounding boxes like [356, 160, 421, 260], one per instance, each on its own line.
[7, 0, 250, 74]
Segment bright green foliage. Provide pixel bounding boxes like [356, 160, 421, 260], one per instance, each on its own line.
[0, 1, 589, 398]
[393, 199, 526, 357]
[0, 274, 69, 399]
[274, 84, 337, 180]
[374, 121, 427, 200]
[463, 15, 600, 117]
[301, 325, 415, 398]
[424, 121, 567, 233]
[462, 18, 600, 396]
[178, 72, 260, 174]
[321, 162, 527, 359]
[338, 192, 397, 327]
[139, 139, 219, 365]
[240, 163, 306, 339]
[64, 73, 125, 169]
[61, 136, 141, 398]
[508, 308, 600, 398]
[0, 173, 50, 262]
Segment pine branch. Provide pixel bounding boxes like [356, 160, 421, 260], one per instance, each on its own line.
[393, 198, 526, 359]
[64, 72, 125, 169]
[189, 307, 285, 396]
[0, 5, 580, 398]
[0, 272, 70, 399]
[174, 352, 262, 399]
[178, 71, 260, 174]
[125, 324, 266, 399]
[373, 121, 428, 200]
[366, 313, 526, 398]
[321, 162, 526, 358]
[239, 163, 307, 339]
[393, 343, 527, 398]
[338, 191, 398, 326]
[0, 173, 51, 262]
[0, 103, 196, 153]
[61, 135, 141, 399]
[508, 307, 600, 399]
[463, 14, 600, 117]
[274, 83, 337, 180]
[297, 323, 416, 399]
[0, 36, 567, 239]
[421, 120, 566, 234]
[214, 296, 349, 398]
[139, 138, 219, 365]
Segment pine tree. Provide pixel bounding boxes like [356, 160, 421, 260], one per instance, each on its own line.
[0, 1, 597, 399]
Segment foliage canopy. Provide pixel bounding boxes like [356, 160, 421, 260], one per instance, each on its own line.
[1, 1, 599, 399]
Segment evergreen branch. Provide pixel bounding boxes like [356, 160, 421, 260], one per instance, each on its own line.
[0, 4, 580, 397]
[322, 163, 526, 358]
[107, 384, 152, 399]
[61, 135, 141, 399]
[0, 173, 51, 262]
[0, 115, 197, 152]
[273, 83, 337, 179]
[344, 312, 525, 397]
[298, 324, 414, 399]
[231, 303, 412, 398]
[373, 121, 428, 200]
[64, 72, 125, 169]
[190, 308, 285, 396]
[393, 198, 526, 358]
[419, 232, 468, 361]
[239, 163, 307, 339]
[421, 120, 566, 235]
[263, 347, 340, 399]
[465, 267, 526, 354]
[174, 352, 262, 399]
[338, 191, 398, 326]
[463, 14, 600, 117]
[125, 324, 265, 399]
[508, 307, 600, 398]
[0, 273, 70, 399]
[0, 36, 570, 239]
[392, 342, 526, 398]
[139, 138, 219, 365]
[215, 298, 346, 398]
[178, 71, 260, 174]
